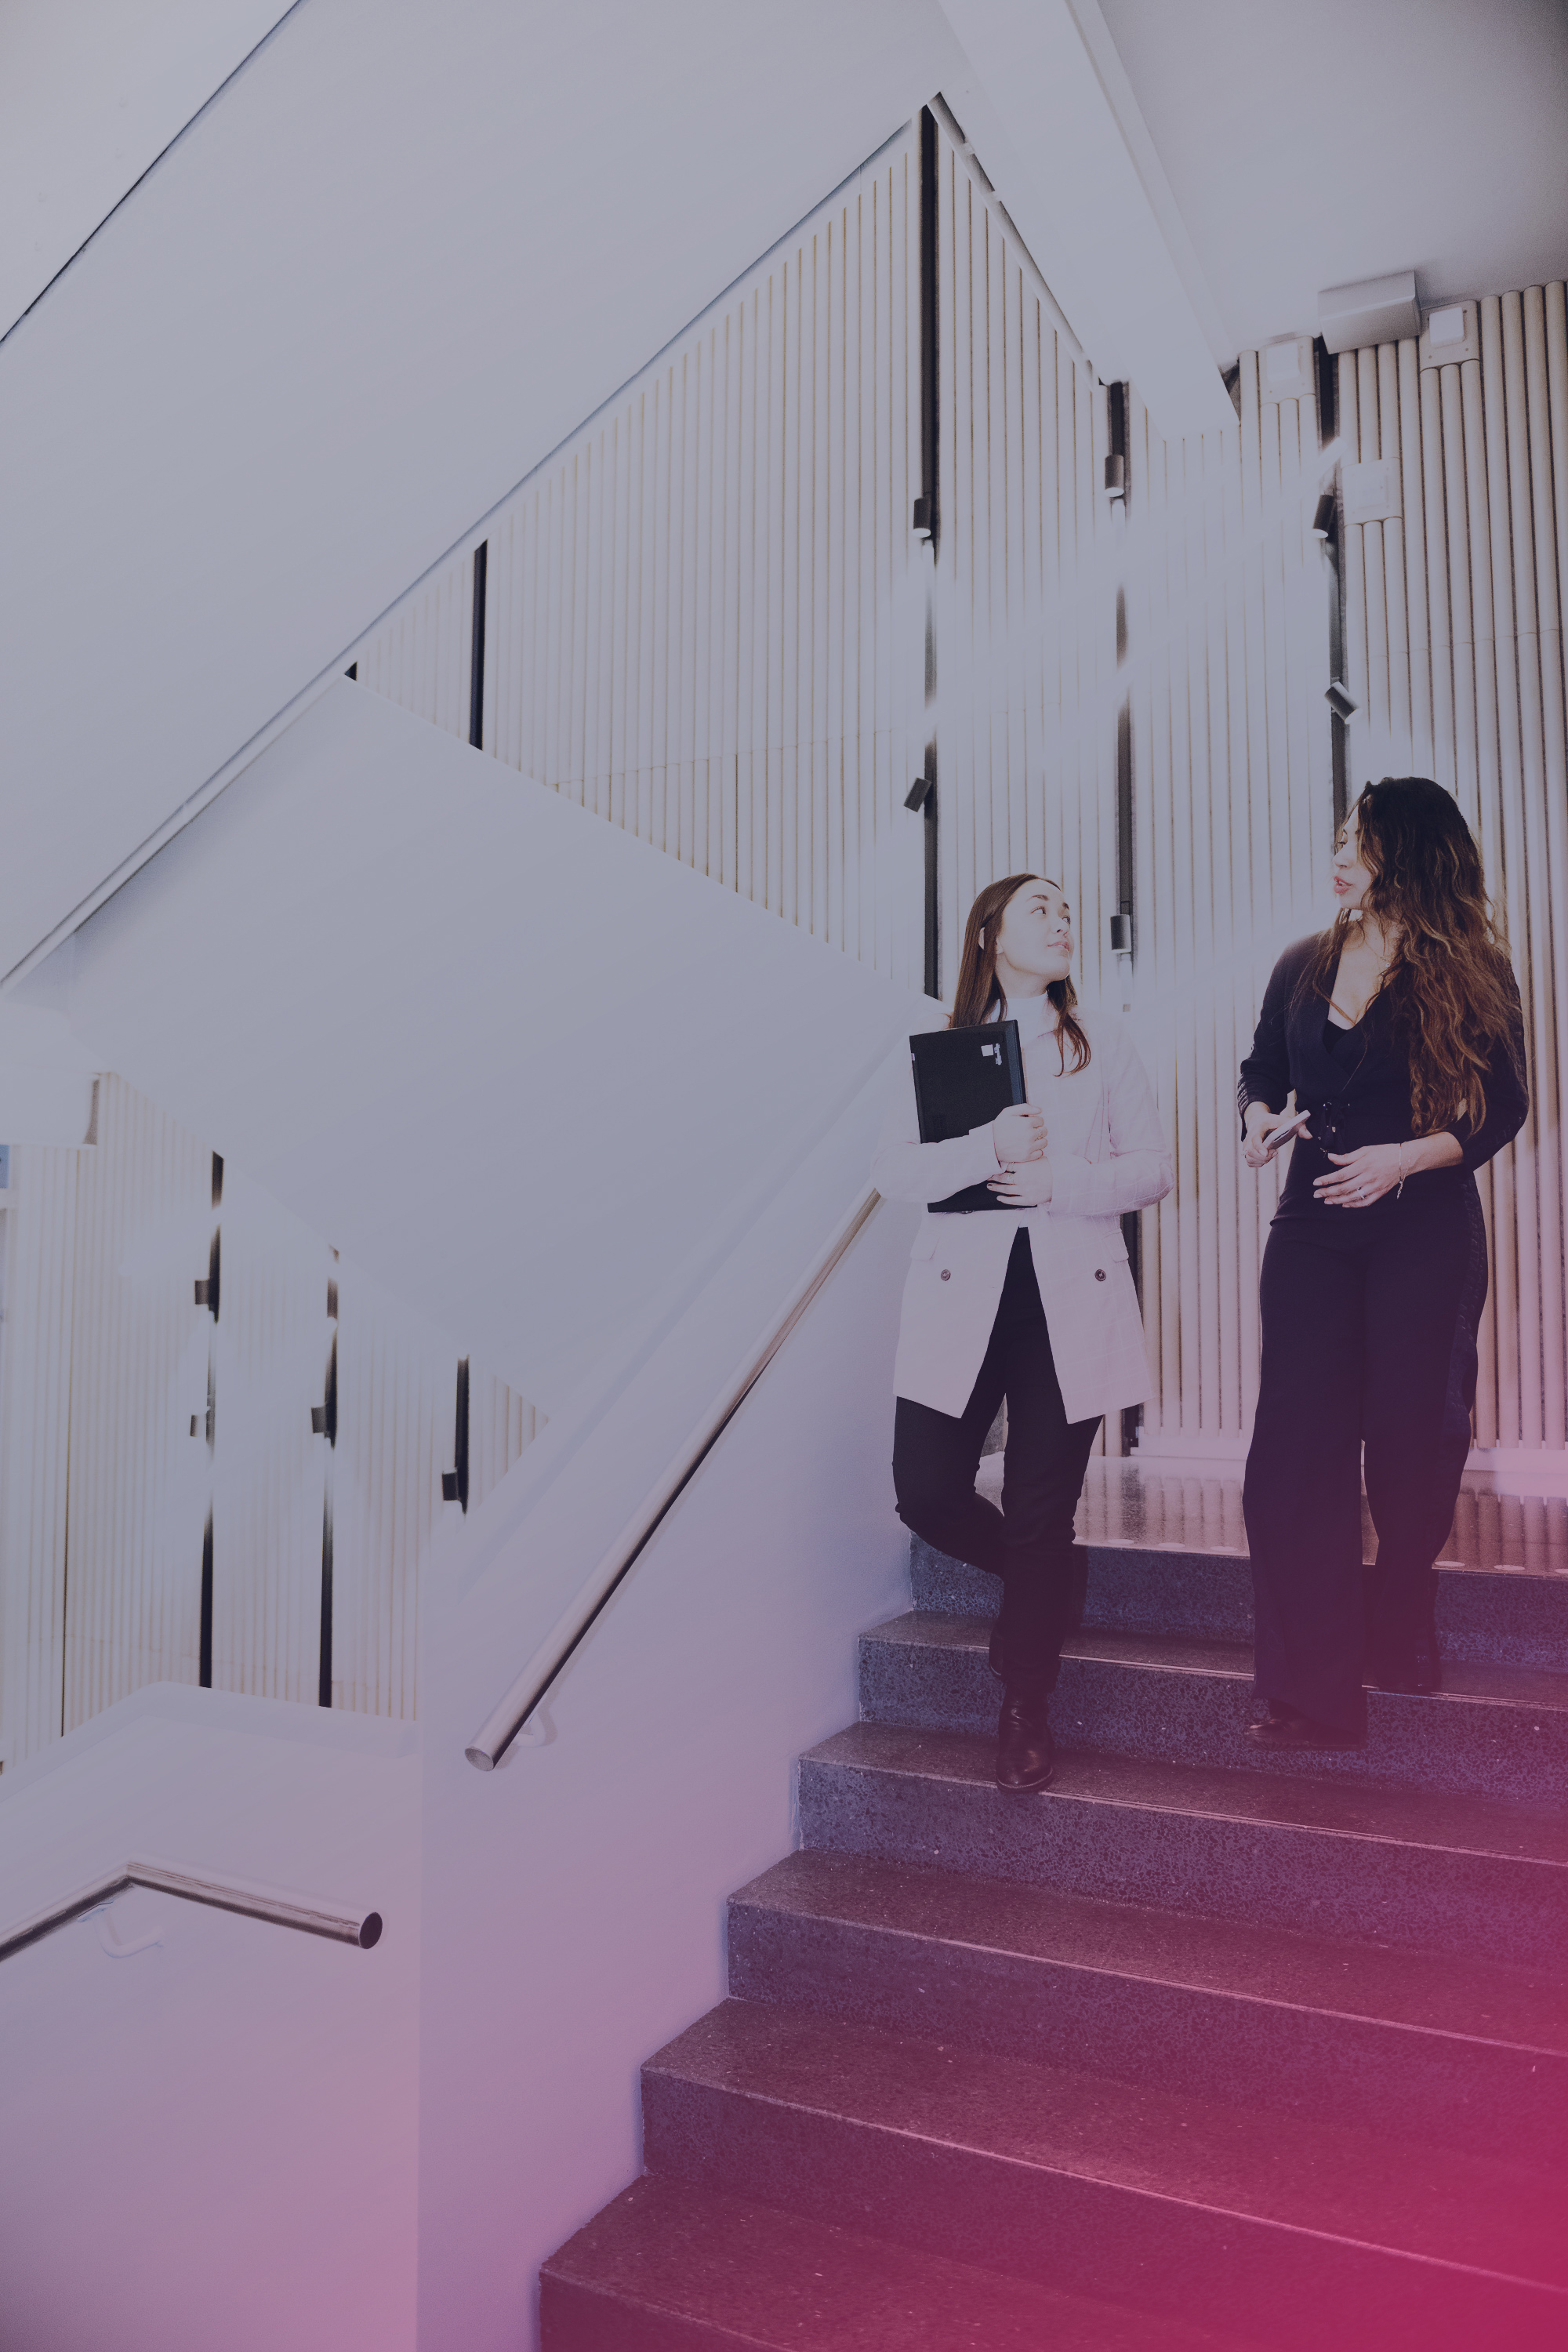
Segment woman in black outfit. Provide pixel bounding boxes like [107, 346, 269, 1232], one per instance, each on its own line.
[1238, 779, 1527, 1750]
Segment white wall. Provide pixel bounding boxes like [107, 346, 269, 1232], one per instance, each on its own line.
[0, 1684, 419, 2352]
[416, 1174, 916, 2352]
[60, 683, 919, 1417]
[35, 658, 934, 2343]
[0, 0, 963, 981]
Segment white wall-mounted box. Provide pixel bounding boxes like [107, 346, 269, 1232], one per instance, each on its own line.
[1419, 300, 1480, 370]
[1261, 335, 1315, 402]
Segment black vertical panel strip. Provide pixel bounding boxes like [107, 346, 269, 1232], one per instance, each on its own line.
[318, 1329, 338, 1709]
[207, 1228, 221, 1323]
[318, 1490, 334, 1709]
[919, 108, 939, 550]
[199, 1509, 214, 1688]
[1331, 713, 1349, 831]
[1116, 701, 1134, 916]
[211, 1152, 223, 1209]
[455, 1356, 470, 1515]
[469, 541, 488, 750]
[318, 1330, 338, 1708]
[923, 778, 939, 1001]
[919, 107, 940, 998]
[1314, 336, 1338, 445]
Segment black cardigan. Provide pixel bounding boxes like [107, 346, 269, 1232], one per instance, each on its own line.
[1237, 935, 1528, 1221]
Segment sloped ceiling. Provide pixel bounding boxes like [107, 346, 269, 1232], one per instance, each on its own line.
[0, 0, 295, 341]
[0, 0, 963, 982]
[1099, 0, 1568, 355]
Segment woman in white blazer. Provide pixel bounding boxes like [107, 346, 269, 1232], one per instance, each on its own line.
[871, 873, 1173, 1793]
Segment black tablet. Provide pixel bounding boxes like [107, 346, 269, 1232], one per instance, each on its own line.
[909, 1020, 1025, 1212]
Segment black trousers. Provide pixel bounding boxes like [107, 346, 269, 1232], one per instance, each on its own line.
[892, 1228, 1103, 1699]
[1243, 1181, 1487, 1735]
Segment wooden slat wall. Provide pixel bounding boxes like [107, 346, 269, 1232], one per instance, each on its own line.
[355, 550, 475, 737]
[1123, 360, 1333, 1456]
[0, 1078, 541, 1754]
[930, 123, 1126, 1454]
[60, 1076, 212, 1731]
[210, 1166, 330, 1708]
[0, 1149, 79, 1766]
[931, 123, 1116, 1012]
[356, 125, 927, 989]
[332, 1279, 540, 1722]
[1338, 286, 1568, 1457]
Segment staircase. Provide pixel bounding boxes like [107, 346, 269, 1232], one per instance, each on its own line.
[539, 1460, 1568, 2349]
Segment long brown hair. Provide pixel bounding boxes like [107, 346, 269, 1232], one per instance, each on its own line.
[1297, 778, 1520, 1131]
[949, 873, 1091, 1073]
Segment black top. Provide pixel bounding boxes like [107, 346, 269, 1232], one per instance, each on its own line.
[1236, 935, 1528, 1221]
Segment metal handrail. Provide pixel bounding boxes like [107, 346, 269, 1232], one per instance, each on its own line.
[0, 1859, 383, 1963]
[466, 1184, 883, 1771]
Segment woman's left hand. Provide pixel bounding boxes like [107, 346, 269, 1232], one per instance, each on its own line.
[1315, 1144, 1403, 1207]
[988, 1156, 1054, 1207]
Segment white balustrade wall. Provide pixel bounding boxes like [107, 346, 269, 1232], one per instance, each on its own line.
[0, 1077, 539, 1763]
[1337, 290, 1568, 1458]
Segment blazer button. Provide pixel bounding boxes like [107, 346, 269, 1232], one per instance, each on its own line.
[940, 1269, 951, 1281]
[1094, 1269, 1106, 1281]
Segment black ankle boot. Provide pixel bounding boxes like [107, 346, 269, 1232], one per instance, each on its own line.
[996, 1688, 1054, 1793]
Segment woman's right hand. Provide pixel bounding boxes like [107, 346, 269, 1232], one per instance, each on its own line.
[994, 1105, 1047, 1164]
[1242, 1104, 1286, 1169]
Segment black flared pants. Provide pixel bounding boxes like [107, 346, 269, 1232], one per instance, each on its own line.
[1243, 1181, 1487, 1736]
[892, 1228, 1103, 1699]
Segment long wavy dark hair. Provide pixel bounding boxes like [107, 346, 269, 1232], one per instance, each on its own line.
[1297, 778, 1520, 1131]
[949, 873, 1091, 1073]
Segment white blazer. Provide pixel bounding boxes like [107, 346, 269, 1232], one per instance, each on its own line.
[871, 1004, 1174, 1424]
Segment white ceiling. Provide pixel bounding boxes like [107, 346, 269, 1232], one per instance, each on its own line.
[0, 0, 295, 342]
[1099, 0, 1568, 355]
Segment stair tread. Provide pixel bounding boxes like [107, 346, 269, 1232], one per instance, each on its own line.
[869, 1610, 1568, 1712]
[543, 2172, 1247, 2350]
[989, 1453, 1568, 1578]
[1085, 1533, 1568, 1585]
[647, 1998, 1568, 2288]
[731, 1849, 1568, 2054]
[807, 1719, 1568, 1865]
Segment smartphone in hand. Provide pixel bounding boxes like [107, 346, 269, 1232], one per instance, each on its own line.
[1263, 1105, 1312, 1156]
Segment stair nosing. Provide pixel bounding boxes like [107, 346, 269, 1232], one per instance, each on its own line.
[867, 1610, 1568, 1713]
[805, 1722, 1568, 1866]
[645, 1998, 1568, 2292]
[544, 2173, 1252, 2351]
[730, 1853, 1568, 2060]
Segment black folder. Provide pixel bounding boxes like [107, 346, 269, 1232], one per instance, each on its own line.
[909, 1020, 1025, 1213]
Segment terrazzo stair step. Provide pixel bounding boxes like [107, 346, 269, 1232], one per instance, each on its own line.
[910, 1535, 1568, 1669]
[727, 1849, 1568, 2170]
[639, 1998, 1568, 2352]
[797, 1719, 1568, 1967]
[859, 1612, 1568, 1806]
[539, 2171, 1248, 2350]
